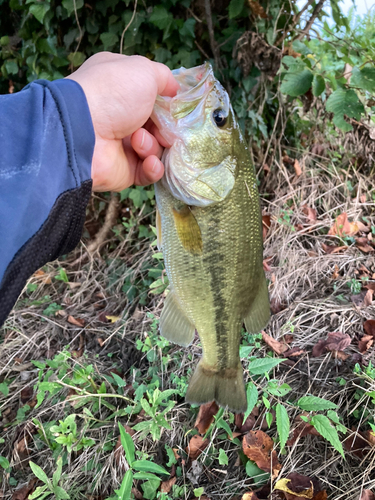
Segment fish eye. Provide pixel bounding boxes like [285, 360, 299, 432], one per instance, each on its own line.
[212, 109, 227, 127]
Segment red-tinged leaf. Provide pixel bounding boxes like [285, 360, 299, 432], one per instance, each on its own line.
[186, 435, 209, 460]
[312, 332, 351, 357]
[294, 159, 302, 176]
[328, 213, 362, 237]
[263, 257, 272, 272]
[194, 401, 219, 434]
[343, 429, 370, 459]
[364, 320, 375, 337]
[67, 316, 85, 327]
[262, 214, 271, 241]
[160, 476, 176, 493]
[242, 430, 281, 479]
[364, 289, 374, 306]
[261, 331, 288, 355]
[283, 347, 306, 358]
[302, 205, 317, 223]
[287, 415, 320, 446]
[321, 243, 348, 254]
[358, 335, 374, 353]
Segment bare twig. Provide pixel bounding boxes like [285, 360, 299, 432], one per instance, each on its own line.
[295, 0, 326, 41]
[204, 0, 221, 71]
[120, 0, 138, 55]
[275, 0, 314, 46]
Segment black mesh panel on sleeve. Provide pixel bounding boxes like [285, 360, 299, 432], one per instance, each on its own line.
[0, 179, 92, 327]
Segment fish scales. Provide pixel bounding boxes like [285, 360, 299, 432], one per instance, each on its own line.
[153, 63, 270, 412]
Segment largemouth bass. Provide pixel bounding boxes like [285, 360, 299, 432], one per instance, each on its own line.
[152, 63, 270, 413]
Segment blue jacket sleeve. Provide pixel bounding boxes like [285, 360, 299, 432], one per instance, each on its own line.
[0, 79, 95, 326]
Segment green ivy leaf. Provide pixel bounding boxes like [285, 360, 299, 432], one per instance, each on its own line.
[29, 3, 50, 23]
[276, 403, 290, 452]
[67, 52, 86, 67]
[62, 0, 84, 16]
[100, 32, 119, 50]
[280, 69, 313, 97]
[297, 396, 337, 412]
[0, 456, 10, 469]
[0, 382, 9, 397]
[149, 5, 172, 29]
[310, 414, 345, 458]
[228, 0, 245, 19]
[248, 357, 285, 375]
[312, 74, 325, 97]
[142, 478, 161, 500]
[351, 66, 375, 93]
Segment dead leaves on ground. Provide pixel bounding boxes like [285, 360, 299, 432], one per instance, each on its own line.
[242, 430, 281, 479]
[325, 212, 374, 254]
[311, 331, 351, 359]
[359, 320, 375, 353]
[274, 473, 327, 500]
[360, 491, 375, 500]
[194, 401, 219, 434]
[186, 435, 210, 460]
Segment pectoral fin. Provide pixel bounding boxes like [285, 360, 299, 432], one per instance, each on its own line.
[173, 205, 202, 255]
[244, 273, 270, 333]
[159, 290, 195, 346]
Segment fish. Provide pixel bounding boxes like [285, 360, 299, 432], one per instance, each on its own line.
[152, 62, 270, 413]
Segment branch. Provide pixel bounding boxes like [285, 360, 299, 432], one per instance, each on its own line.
[204, 0, 221, 70]
[275, 0, 315, 47]
[295, 0, 326, 41]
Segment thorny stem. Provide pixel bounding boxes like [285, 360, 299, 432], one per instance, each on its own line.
[295, 0, 326, 41]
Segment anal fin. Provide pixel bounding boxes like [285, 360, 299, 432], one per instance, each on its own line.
[159, 290, 195, 347]
[244, 272, 270, 333]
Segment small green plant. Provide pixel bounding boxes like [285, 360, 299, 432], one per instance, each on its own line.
[347, 278, 362, 294]
[106, 423, 170, 500]
[50, 414, 95, 453]
[54, 268, 69, 283]
[29, 457, 69, 500]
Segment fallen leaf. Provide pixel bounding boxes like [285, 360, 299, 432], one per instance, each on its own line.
[242, 494, 260, 500]
[235, 408, 258, 434]
[364, 289, 374, 306]
[11, 478, 38, 500]
[331, 265, 340, 280]
[364, 320, 375, 338]
[242, 430, 281, 479]
[321, 243, 347, 254]
[328, 213, 361, 237]
[20, 387, 33, 404]
[312, 332, 351, 357]
[283, 347, 306, 358]
[131, 488, 143, 500]
[106, 315, 121, 323]
[262, 331, 288, 355]
[360, 491, 375, 500]
[358, 335, 374, 353]
[67, 316, 85, 327]
[262, 214, 271, 241]
[275, 476, 314, 499]
[186, 435, 209, 460]
[287, 415, 320, 446]
[294, 159, 302, 176]
[194, 401, 219, 434]
[302, 205, 317, 223]
[160, 476, 176, 493]
[275, 473, 325, 500]
[263, 257, 273, 272]
[356, 237, 374, 253]
[172, 448, 180, 460]
[344, 429, 371, 459]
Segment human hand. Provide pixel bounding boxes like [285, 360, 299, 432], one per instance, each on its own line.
[67, 52, 179, 192]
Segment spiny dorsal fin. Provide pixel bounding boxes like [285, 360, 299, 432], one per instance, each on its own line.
[173, 205, 202, 255]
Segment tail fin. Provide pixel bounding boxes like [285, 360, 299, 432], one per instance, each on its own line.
[185, 361, 247, 413]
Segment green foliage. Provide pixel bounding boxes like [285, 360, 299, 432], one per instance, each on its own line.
[29, 457, 69, 500]
[310, 414, 345, 458]
[275, 403, 290, 452]
[297, 396, 338, 412]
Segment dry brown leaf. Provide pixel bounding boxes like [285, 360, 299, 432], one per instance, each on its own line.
[242, 430, 281, 479]
[131, 488, 143, 500]
[287, 416, 320, 446]
[235, 408, 258, 434]
[344, 429, 370, 459]
[275, 477, 314, 499]
[360, 491, 375, 500]
[248, 0, 267, 18]
[194, 401, 219, 434]
[364, 289, 374, 306]
[312, 332, 351, 357]
[262, 214, 271, 241]
[160, 476, 176, 493]
[11, 478, 38, 500]
[186, 435, 209, 460]
[294, 159, 302, 176]
[261, 331, 288, 355]
[331, 264, 340, 280]
[263, 257, 273, 272]
[67, 316, 85, 327]
[242, 494, 260, 500]
[328, 213, 361, 237]
[364, 320, 375, 337]
[172, 448, 180, 460]
[302, 205, 317, 223]
[358, 335, 374, 353]
[283, 347, 306, 358]
[275, 473, 326, 500]
[321, 243, 347, 254]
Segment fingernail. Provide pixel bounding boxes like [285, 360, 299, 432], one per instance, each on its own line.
[142, 132, 153, 151]
[140, 130, 145, 149]
[151, 158, 159, 173]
